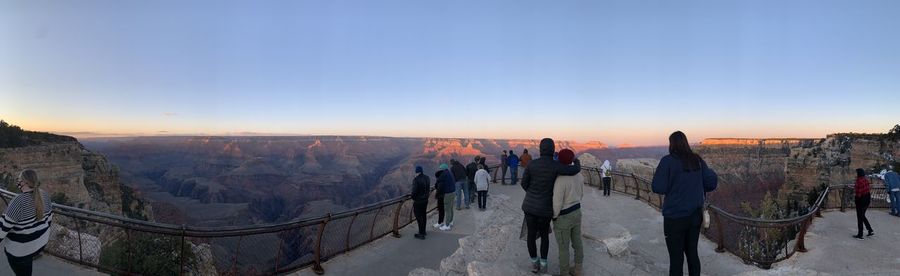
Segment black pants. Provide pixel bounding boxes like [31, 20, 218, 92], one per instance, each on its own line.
[414, 201, 428, 235]
[525, 213, 552, 259]
[6, 250, 39, 276]
[602, 177, 611, 196]
[855, 194, 873, 236]
[664, 210, 702, 276]
[469, 182, 477, 203]
[436, 195, 445, 224]
[477, 191, 488, 209]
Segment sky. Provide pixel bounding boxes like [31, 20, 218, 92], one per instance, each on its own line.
[2, 0, 899, 146]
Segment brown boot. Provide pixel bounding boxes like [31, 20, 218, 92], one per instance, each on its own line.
[570, 263, 582, 276]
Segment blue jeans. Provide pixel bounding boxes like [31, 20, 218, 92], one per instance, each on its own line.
[890, 190, 900, 215]
[456, 181, 470, 208]
[510, 166, 519, 184]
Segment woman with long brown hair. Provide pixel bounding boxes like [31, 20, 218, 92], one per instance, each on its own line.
[651, 131, 718, 276]
[1, 169, 53, 276]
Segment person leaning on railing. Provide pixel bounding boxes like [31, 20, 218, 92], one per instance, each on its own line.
[411, 166, 431, 240]
[1, 169, 53, 276]
[651, 131, 717, 276]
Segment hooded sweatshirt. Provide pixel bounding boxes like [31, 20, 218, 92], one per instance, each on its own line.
[601, 160, 612, 178]
[475, 169, 492, 191]
[651, 155, 718, 218]
[553, 166, 584, 218]
[521, 138, 582, 217]
[884, 171, 900, 191]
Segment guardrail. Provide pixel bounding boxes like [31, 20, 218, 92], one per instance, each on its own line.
[578, 167, 889, 269]
[0, 165, 504, 275]
[1, 163, 889, 273]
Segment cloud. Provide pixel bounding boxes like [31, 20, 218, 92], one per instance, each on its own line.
[163, 112, 178, 116]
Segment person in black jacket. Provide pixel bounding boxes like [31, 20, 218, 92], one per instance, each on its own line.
[521, 138, 581, 273]
[451, 159, 470, 210]
[466, 156, 481, 205]
[434, 169, 446, 229]
[411, 166, 431, 240]
[651, 131, 717, 276]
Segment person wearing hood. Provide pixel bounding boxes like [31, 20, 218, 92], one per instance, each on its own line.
[508, 150, 520, 185]
[601, 160, 613, 196]
[475, 164, 492, 210]
[434, 164, 456, 231]
[883, 165, 900, 216]
[520, 149, 533, 168]
[451, 159, 470, 210]
[552, 149, 585, 276]
[521, 138, 582, 273]
[411, 166, 430, 239]
[651, 131, 718, 276]
[498, 150, 509, 184]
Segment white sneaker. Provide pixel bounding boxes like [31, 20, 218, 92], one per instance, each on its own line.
[439, 225, 451, 231]
[433, 223, 441, 228]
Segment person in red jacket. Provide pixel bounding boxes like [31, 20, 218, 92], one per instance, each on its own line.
[853, 168, 875, 240]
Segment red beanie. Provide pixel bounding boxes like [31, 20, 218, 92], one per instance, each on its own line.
[558, 149, 574, 165]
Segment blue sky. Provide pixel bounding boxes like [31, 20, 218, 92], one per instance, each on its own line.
[2, 0, 899, 146]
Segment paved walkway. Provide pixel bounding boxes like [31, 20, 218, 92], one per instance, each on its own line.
[0, 250, 104, 276]
[293, 182, 900, 276]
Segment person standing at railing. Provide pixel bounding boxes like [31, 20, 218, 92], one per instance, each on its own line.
[521, 138, 581, 274]
[498, 150, 508, 185]
[508, 150, 520, 185]
[1, 169, 52, 276]
[601, 160, 613, 197]
[475, 164, 492, 210]
[451, 159, 470, 210]
[520, 149, 532, 168]
[651, 131, 717, 276]
[853, 168, 875, 240]
[466, 156, 480, 206]
[434, 164, 455, 230]
[883, 166, 900, 217]
[552, 149, 584, 276]
[439, 163, 457, 231]
[411, 166, 431, 240]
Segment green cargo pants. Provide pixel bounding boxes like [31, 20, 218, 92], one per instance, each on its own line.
[553, 208, 583, 275]
[443, 193, 455, 225]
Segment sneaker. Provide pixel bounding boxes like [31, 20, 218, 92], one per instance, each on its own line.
[414, 234, 425, 240]
[868, 231, 875, 236]
[530, 261, 541, 273]
[433, 223, 441, 228]
[440, 225, 451, 231]
[853, 234, 864, 240]
[465, 206, 470, 209]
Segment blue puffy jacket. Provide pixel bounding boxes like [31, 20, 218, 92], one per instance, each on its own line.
[885, 171, 900, 191]
[508, 154, 520, 168]
[437, 169, 456, 194]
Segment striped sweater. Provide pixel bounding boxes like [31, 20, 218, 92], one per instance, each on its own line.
[1, 190, 53, 257]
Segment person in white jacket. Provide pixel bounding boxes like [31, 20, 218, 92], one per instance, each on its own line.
[601, 160, 613, 196]
[553, 149, 584, 276]
[474, 165, 492, 210]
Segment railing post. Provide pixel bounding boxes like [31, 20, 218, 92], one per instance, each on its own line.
[392, 199, 405, 238]
[126, 229, 133, 274]
[313, 213, 331, 275]
[370, 206, 384, 240]
[179, 225, 186, 276]
[840, 187, 846, 212]
[346, 213, 358, 251]
[796, 216, 812, 253]
[713, 211, 726, 253]
[75, 217, 84, 264]
[632, 174, 641, 200]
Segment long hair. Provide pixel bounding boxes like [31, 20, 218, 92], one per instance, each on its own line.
[19, 169, 45, 219]
[669, 131, 701, 171]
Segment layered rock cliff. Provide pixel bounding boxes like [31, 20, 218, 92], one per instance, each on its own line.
[0, 140, 151, 220]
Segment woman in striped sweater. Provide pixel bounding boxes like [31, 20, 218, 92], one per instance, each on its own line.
[2, 169, 52, 276]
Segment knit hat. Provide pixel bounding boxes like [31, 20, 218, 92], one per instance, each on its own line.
[558, 149, 575, 165]
[439, 163, 449, 170]
[415, 166, 423, 173]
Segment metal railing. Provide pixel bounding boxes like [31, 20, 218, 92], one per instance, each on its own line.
[0, 163, 480, 275]
[579, 167, 889, 269]
[1, 163, 889, 274]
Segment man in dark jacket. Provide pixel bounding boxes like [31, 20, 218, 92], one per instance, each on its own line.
[466, 156, 481, 205]
[411, 166, 430, 239]
[498, 150, 508, 184]
[451, 159, 470, 209]
[521, 138, 581, 273]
